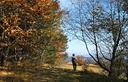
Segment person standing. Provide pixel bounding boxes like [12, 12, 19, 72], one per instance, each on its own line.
[72, 54, 77, 71]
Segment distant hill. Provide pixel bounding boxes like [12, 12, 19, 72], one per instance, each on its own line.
[66, 56, 95, 64]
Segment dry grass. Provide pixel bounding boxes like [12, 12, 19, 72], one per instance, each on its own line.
[86, 64, 103, 74]
[0, 71, 14, 77]
[0, 64, 124, 82]
[58, 64, 103, 74]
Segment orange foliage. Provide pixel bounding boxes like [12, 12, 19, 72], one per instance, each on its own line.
[0, 0, 65, 64]
[76, 55, 86, 66]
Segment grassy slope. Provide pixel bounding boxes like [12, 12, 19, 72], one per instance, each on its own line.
[0, 64, 125, 82]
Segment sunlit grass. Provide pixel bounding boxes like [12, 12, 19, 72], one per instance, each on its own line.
[0, 64, 125, 82]
[0, 71, 14, 77]
[58, 64, 103, 74]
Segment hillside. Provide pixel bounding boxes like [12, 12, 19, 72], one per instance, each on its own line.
[0, 64, 125, 82]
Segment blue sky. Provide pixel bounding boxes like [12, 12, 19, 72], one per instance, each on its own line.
[66, 40, 94, 57]
[59, 0, 92, 57]
[59, 0, 72, 9]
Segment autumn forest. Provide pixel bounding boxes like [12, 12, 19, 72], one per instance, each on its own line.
[0, 0, 128, 82]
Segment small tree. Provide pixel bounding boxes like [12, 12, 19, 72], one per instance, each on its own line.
[76, 55, 86, 66]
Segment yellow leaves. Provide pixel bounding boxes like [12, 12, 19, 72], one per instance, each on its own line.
[2, 14, 20, 28]
[2, 16, 9, 27]
[0, 0, 62, 29]
[0, 0, 66, 65]
[25, 29, 36, 37]
[52, 1, 60, 10]
[2, 16, 31, 39]
[0, 0, 65, 50]
[1, 14, 22, 37]
[37, 0, 52, 5]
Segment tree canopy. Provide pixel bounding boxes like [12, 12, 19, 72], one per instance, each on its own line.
[0, 0, 67, 66]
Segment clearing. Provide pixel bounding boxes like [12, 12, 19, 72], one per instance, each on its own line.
[0, 64, 125, 82]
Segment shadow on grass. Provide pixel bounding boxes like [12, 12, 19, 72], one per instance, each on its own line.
[0, 66, 126, 82]
[58, 69, 125, 82]
[0, 76, 24, 82]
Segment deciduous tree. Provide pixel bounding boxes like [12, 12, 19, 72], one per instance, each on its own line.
[0, 0, 67, 66]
